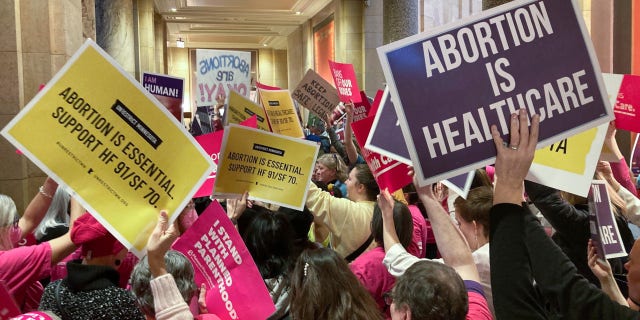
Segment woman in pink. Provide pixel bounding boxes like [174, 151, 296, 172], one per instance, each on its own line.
[0, 181, 80, 312]
[349, 200, 414, 318]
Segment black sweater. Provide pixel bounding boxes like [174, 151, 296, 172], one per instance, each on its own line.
[490, 203, 638, 320]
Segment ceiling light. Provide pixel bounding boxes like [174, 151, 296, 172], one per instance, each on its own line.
[295, 11, 302, 15]
[176, 38, 185, 48]
[171, 8, 177, 12]
[262, 43, 268, 47]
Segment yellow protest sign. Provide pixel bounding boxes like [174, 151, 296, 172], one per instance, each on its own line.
[227, 90, 270, 131]
[1, 40, 214, 257]
[528, 123, 607, 197]
[259, 89, 304, 138]
[213, 124, 319, 210]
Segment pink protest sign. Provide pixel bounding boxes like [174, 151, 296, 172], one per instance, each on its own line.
[350, 91, 371, 123]
[613, 74, 640, 133]
[172, 200, 275, 320]
[328, 60, 362, 103]
[193, 116, 257, 198]
[350, 114, 412, 193]
[0, 281, 20, 320]
[256, 81, 281, 90]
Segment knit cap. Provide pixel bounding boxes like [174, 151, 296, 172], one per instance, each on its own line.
[70, 213, 125, 258]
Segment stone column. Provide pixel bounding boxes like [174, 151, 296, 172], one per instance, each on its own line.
[137, 0, 155, 74]
[0, 0, 82, 212]
[364, 0, 383, 95]
[383, 0, 419, 44]
[95, 0, 135, 77]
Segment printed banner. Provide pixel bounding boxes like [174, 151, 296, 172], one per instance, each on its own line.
[378, 0, 613, 186]
[292, 69, 341, 121]
[212, 124, 319, 210]
[227, 90, 270, 131]
[172, 201, 276, 320]
[588, 180, 627, 260]
[142, 72, 184, 122]
[351, 114, 413, 193]
[194, 116, 258, 198]
[328, 60, 362, 103]
[0, 40, 214, 257]
[259, 89, 305, 138]
[351, 91, 373, 123]
[0, 281, 20, 319]
[527, 123, 607, 197]
[366, 87, 412, 165]
[196, 49, 252, 106]
[602, 73, 640, 133]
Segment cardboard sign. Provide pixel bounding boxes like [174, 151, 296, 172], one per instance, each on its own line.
[328, 60, 362, 103]
[292, 69, 341, 121]
[602, 73, 640, 133]
[378, 0, 613, 186]
[142, 72, 184, 122]
[0, 40, 214, 257]
[0, 281, 20, 319]
[194, 116, 258, 198]
[172, 201, 276, 320]
[588, 180, 627, 260]
[351, 115, 413, 193]
[527, 123, 607, 197]
[259, 89, 305, 138]
[212, 125, 319, 210]
[196, 49, 252, 106]
[366, 87, 412, 165]
[227, 90, 270, 132]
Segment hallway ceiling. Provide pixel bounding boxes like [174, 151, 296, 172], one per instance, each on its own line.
[154, 0, 333, 50]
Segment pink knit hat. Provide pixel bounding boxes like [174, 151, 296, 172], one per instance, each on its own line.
[70, 213, 125, 258]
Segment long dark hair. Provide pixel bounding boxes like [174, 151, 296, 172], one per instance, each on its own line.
[290, 247, 384, 320]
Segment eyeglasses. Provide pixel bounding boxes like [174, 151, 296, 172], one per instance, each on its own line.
[383, 291, 394, 306]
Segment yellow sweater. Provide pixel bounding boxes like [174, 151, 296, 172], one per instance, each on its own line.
[305, 183, 376, 258]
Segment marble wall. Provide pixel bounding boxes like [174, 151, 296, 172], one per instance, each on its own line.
[0, 0, 83, 212]
[95, 0, 135, 76]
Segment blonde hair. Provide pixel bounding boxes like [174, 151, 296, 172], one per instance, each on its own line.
[316, 153, 348, 182]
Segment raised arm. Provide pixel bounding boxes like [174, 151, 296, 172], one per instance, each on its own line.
[18, 177, 58, 238]
[344, 102, 360, 165]
[604, 122, 637, 196]
[415, 180, 478, 281]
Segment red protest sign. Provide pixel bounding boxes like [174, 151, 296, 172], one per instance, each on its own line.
[328, 60, 362, 103]
[613, 74, 640, 133]
[350, 115, 412, 193]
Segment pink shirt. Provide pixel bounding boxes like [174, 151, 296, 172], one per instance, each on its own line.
[407, 205, 429, 258]
[350, 247, 395, 318]
[0, 243, 52, 312]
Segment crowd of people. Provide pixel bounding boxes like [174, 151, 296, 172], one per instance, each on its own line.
[3, 100, 640, 320]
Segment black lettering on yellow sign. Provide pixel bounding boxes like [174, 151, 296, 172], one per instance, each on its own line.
[548, 139, 567, 154]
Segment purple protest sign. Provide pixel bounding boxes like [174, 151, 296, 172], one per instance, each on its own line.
[378, 0, 613, 186]
[441, 171, 476, 199]
[142, 72, 184, 122]
[588, 180, 627, 260]
[366, 87, 411, 164]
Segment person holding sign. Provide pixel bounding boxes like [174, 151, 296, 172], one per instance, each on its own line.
[524, 177, 634, 292]
[305, 164, 379, 259]
[489, 108, 639, 319]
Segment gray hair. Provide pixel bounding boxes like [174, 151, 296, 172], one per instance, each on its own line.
[0, 194, 18, 250]
[130, 250, 197, 317]
[34, 187, 70, 241]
